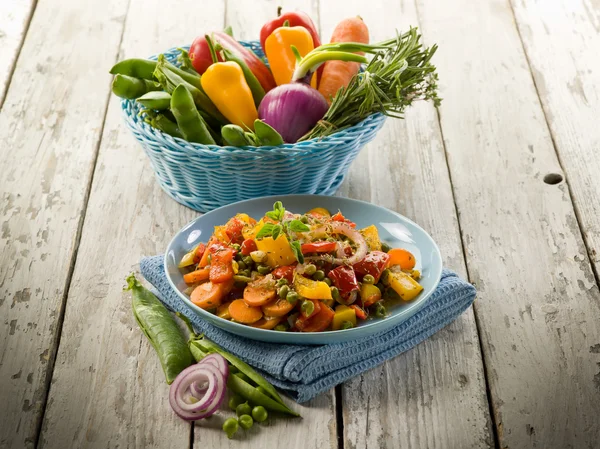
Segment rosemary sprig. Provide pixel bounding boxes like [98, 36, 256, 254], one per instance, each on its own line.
[299, 27, 440, 141]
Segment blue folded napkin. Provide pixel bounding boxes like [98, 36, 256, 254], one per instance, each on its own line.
[141, 255, 476, 403]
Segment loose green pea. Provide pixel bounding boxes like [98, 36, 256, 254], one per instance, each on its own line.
[231, 243, 241, 251]
[323, 277, 332, 286]
[238, 269, 251, 277]
[331, 286, 341, 301]
[313, 270, 325, 281]
[363, 274, 375, 284]
[223, 417, 239, 439]
[274, 323, 288, 332]
[380, 269, 391, 286]
[242, 256, 253, 267]
[237, 260, 247, 270]
[304, 264, 317, 276]
[236, 401, 252, 417]
[286, 291, 299, 305]
[252, 406, 268, 423]
[341, 321, 354, 330]
[257, 265, 272, 275]
[374, 302, 387, 318]
[381, 242, 392, 253]
[276, 278, 289, 287]
[278, 284, 290, 299]
[301, 300, 315, 317]
[238, 414, 254, 430]
[229, 394, 245, 411]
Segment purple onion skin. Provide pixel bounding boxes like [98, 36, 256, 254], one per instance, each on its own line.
[258, 82, 328, 143]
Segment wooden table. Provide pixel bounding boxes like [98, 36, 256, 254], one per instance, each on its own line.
[1, 0, 599, 447]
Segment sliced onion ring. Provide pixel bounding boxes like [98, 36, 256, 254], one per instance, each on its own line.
[201, 353, 229, 377]
[306, 222, 368, 266]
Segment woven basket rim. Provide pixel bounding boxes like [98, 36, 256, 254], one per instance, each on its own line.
[121, 42, 385, 157]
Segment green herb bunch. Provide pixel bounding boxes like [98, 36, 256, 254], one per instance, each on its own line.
[255, 202, 309, 263]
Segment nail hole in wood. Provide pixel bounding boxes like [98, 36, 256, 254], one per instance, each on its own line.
[543, 173, 563, 185]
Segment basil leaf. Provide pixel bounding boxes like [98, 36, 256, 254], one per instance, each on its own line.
[290, 240, 304, 264]
[288, 220, 310, 233]
[273, 201, 283, 211]
[272, 224, 282, 241]
[265, 211, 280, 221]
[256, 223, 274, 239]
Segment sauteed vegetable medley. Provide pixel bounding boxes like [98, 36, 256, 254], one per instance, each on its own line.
[179, 202, 423, 332]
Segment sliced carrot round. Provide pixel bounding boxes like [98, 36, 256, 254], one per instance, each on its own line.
[249, 316, 282, 330]
[387, 248, 416, 270]
[262, 298, 295, 317]
[229, 299, 263, 324]
[243, 283, 277, 307]
[191, 281, 226, 310]
[183, 267, 210, 284]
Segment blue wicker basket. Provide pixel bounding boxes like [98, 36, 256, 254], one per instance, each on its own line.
[121, 42, 386, 212]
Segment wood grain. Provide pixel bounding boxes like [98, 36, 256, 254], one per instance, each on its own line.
[0, 0, 36, 106]
[319, 1, 493, 448]
[35, 1, 224, 448]
[416, 0, 600, 447]
[510, 0, 600, 275]
[0, 0, 129, 447]
[190, 1, 339, 447]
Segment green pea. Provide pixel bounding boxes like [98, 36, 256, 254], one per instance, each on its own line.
[236, 401, 252, 417]
[238, 269, 251, 278]
[252, 406, 268, 423]
[274, 323, 288, 332]
[229, 394, 245, 411]
[374, 302, 387, 318]
[301, 300, 315, 317]
[303, 264, 317, 276]
[331, 286, 341, 301]
[341, 321, 354, 330]
[278, 284, 290, 299]
[276, 278, 289, 287]
[323, 277, 332, 286]
[363, 274, 375, 284]
[257, 265, 272, 275]
[238, 414, 254, 430]
[223, 417, 239, 439]
[381, 242, 392, 253]
[380, 269, 391, 286]
[286, 291, 299, 305]
[237, 260, 247, 270]
[313, 270, 325, 281]
[243, 256, 253, 267]
[231, 243, 241, 251]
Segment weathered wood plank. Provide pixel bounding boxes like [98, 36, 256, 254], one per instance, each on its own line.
[190, 1, 338, 447]
[35, 1, 226, 449]
[319, 2, 493, 448]
[0, 0, 36, 106]
[416, 0, 600, 447]
[510, 0, 600, 276]
[0, 0, 129, 447]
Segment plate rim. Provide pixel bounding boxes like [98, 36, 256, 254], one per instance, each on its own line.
[164, 194, 443, 342]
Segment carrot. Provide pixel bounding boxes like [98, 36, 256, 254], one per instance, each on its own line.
[209, 248, 235, 283]
[297, 304, 335, 332]
[243, 282, 277, 307]
[249, 316, 282, 330]
[229, 299, 263, 324]
[217, 301, 233, 320]
[387, 248, 416, 270]
[198, 236, 217, 267]
[262, 298, 295, 317]
[318, 17, 369, 105]
[191, 280, 231, 310]
[183, 267, 210, 284]
[350, 304, 367, 320]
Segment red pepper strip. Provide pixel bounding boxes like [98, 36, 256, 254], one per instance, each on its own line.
[240, 238, 258, 256]
[328, 265, 359, 296]
[209, 248, 235, 283]
[301, 241, 337, 254]
[271, 265, 296, 283]
[192, 242, 207, 264]
[353, 251, 390, 283]
[331, 211, 357, 228]
[225, 217, 245, 244]
[350, 304, 368, 320]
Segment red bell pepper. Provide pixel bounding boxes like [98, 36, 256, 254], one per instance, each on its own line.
[189, 32, 276, 92]
[301, 241, 337, 254]
[209, 248, 235, 283]
[192, 242, 207, 263]
[331, 211, 356, 228]
[225, 217, 245, 244]
[327, 266, 359, 296]
[271, 265, 296, 283]
[240, 238, 258, 256]
[353, 251, 390, 283]
[260, 8, 321, 53]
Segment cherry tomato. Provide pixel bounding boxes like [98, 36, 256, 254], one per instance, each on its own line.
[353, 251, 390, 283]
[240, 238, 258, 256]
[301, 241, 337, 254]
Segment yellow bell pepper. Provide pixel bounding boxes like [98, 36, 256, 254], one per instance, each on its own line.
[256, 234, 297, 267]
[213, 225, 229, 242]
[360, 225, 381, 251]
[359, 283, 382, 307]
[388, 271, 423, 301]
[265, 26, 317, 87]
[332, 305, 357, 330]
[243, 219, 263, 240]
[201, 61, 258, 130]
[294, 275, 333, 300]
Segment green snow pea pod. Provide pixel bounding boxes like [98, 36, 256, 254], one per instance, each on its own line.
[145, 113, 183, 139]
[176, 48, 199, 75]
[221, 125, 253, 147]
[136, 91, 171, 110]
[125, 274, 194, 384]
[227, 375, 299, 416]
[110, 58, 157, 80]
[170, 85, 215, 144]
[254, 120, 284, 146]
[111, 74, 161, 99]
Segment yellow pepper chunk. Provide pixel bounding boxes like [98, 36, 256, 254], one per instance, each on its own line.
[388, 271, 424, 301]
[256, 234, 297, 268]
[360, 224, 382, 251]
[242, 219, 263, 240]
[294, 275, 333, 300]
[359, 283, 382, 307]
[213, 225, 229, 242]
[178, 249, 196, 268]
[332, 305, 357, 330]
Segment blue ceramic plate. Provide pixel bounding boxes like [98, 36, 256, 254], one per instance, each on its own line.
[165, 195, 442, 345]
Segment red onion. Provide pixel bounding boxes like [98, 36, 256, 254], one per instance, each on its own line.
[169, 356, 228, 421]
[306, 222, 368, 266]
[201, 353, 229, 377]
[258, 83, 328, 143]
